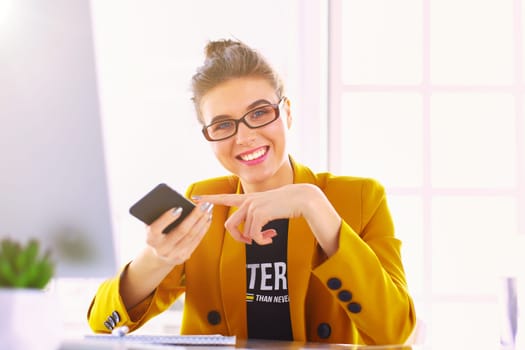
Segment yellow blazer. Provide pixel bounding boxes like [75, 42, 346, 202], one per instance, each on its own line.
[87, 159, 416, 345]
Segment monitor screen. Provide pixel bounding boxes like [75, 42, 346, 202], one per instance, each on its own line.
[0, 1, 116, 278]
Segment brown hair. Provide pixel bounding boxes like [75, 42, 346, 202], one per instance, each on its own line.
[191, 39, 285, 124]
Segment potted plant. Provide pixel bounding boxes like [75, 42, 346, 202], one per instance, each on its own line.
[0, 237, 61, 349]
[0, 238, 54, 289]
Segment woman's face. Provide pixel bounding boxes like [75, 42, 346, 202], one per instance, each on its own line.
[200, 77, 293, 192]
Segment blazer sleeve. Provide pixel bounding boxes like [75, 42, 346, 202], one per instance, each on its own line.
[312, 177, 416, 344]
[86, 178, 235, 334]
[87, 263, 185, 333]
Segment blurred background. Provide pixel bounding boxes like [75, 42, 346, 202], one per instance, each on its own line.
[1, 0, 524, 348]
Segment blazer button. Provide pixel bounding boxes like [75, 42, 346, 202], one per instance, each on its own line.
[347, 302, 362, 313]
[317, 323, 331, 339]
[112, 311, 121, 323]
[207, 310, 221, 325]
[338, 290, 352, 302]
[107, 316, 116, 328]
[327, 278, 342, 290]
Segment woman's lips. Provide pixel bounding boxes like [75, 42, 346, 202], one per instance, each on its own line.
[237, 146, 269, 163]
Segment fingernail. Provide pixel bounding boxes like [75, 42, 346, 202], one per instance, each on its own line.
[171, 207, 183, 217]
[207, 214, 213, 222]
[200, 202, 212, 212]
[192, 195, 202, 201]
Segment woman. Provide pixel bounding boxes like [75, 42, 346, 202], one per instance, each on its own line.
[87, 39, 416, 345]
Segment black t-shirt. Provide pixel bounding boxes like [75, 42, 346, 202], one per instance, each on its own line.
[245, 218, 293, 340]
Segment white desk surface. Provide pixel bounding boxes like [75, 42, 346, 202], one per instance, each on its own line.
[59, 338, 421, 350]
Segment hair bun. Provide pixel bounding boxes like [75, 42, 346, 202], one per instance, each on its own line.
[192, 38, 285, 124]
[205, 39, 242, 58]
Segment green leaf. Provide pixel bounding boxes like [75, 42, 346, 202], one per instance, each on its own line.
[31, 261, 54, 289]
[1, 240, 20, 262]
[0, 260, 18, 286]
[23, 240, 39, 267]
[0, 238, 55, 289]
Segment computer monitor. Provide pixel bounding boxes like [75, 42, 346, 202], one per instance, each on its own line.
[0, 1, 116, 278]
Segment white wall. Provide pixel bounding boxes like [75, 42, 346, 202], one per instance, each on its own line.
[0, 0, 116, 278]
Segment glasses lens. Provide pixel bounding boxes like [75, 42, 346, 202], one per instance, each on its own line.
[244, 105, 278, 128]
[206, 119, 237, 141]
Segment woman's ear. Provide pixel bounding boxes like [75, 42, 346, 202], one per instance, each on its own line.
[284, 97, 292, 129]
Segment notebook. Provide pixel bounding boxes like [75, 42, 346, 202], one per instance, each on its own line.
[85, 334, 236, 346]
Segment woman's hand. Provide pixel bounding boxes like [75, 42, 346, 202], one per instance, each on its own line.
[145, 201, 214, 266]
[120, 201, 214, 309]
[195, 184, 342, 256]
[196, 184, 303, 245]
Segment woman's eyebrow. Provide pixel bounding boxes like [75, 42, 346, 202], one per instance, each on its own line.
[210, 99, 273, 123]
[245, 99, 272, 110]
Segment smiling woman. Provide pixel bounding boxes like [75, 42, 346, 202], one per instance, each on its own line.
[87, 38, 416, 345]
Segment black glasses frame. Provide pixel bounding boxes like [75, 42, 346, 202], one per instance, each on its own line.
[202, 97, 285, 142]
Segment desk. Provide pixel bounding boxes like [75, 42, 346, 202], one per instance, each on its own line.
[58, 338, 421, 350]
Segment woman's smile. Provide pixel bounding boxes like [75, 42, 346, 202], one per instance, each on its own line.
[237, 146, 269, 164]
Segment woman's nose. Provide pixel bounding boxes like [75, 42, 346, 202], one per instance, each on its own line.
[235, 122, 256, 145]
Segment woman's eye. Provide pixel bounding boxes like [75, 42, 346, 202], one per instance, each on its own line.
[212, 120, 235, 131]
[250, 106, 271, 119]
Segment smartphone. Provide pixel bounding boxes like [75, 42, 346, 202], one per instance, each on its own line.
[129, 183, 195, 234]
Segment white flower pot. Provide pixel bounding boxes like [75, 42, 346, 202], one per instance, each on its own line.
[0, 288, 62, 350]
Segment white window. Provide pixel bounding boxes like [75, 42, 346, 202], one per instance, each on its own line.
[328, 0, 525, 347]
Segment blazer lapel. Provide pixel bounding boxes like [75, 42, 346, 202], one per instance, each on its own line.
[287, 217, 316, 340]
[219, 185, 248, 338]
[287, 157, 319, 340]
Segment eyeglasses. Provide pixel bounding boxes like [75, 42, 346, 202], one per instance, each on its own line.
[202, 97, 285, 142]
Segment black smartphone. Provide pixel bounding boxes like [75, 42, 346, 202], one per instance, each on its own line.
[129, 183, 195, 234]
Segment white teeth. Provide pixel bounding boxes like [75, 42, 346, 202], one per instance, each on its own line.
[240, 148, 266, 161]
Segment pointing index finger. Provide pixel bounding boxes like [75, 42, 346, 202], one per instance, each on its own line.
[192, 193, 245, 207]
